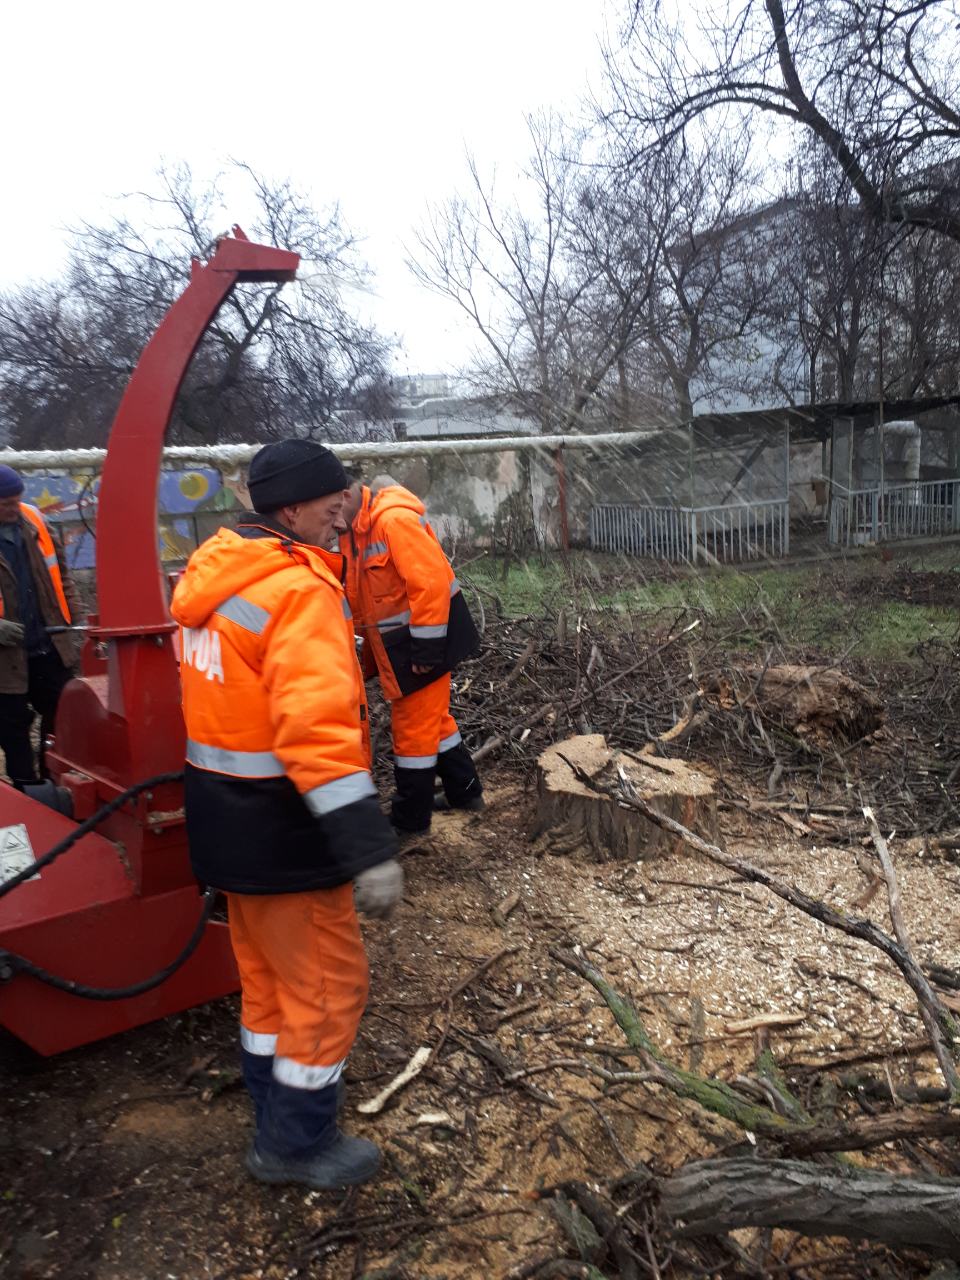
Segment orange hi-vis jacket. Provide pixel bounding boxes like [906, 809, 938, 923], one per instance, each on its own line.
[340, 485, 478, 701]
[171, 514, 397, 895]
[0, 503, 72, 625]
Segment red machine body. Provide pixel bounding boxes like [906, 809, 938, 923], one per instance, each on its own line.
[0, 230, 300, 1054]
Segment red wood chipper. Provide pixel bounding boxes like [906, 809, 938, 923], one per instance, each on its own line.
[0, 230, 300, 1054]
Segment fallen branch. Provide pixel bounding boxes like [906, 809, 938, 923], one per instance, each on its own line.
[357, 1045, 431, 1115]
[551, 946, 802, 1142]
[661, 1157, 960, 1258]
[444, 945, 519, 1005]
[781, 1106, 960, 1156]
[863, 803, 960, 1095]
[451, 1029, 561, 1109]
[553, 947, 960, 1157]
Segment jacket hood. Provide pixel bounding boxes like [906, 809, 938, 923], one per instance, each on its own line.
[356, 483, 425, 535]
[170, 526, 341, 629]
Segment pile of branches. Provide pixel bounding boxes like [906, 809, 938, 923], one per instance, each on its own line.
[440, 586, 960, 838]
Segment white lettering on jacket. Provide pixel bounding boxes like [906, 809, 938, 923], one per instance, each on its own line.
[181, 627, 225, 683]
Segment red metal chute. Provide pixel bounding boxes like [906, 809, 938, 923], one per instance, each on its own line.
[0, 231, 299, 1054]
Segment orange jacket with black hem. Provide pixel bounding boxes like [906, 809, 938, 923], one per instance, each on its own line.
[171, 513, 397, 895]
[339, 485, 479, 701]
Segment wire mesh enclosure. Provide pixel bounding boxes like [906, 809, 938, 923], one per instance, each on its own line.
[588, 418, 790, 564]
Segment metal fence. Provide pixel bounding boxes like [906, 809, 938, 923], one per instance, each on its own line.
[590, 500, 790, 564]
[828, 479, 960, 546]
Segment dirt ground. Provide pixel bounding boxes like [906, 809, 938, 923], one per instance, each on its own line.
[3, 761, 959, 1280]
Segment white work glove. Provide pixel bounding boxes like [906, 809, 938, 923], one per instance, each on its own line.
[354, 859, 404, 918]
[0, 620, 24, 647]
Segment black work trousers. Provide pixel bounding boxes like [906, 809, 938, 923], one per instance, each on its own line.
[0, 650, 72, 787]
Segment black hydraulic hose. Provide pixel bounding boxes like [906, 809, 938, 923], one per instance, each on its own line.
[0, 768, 216, 1002]
[0, 886, 216, 1000]
[0, 770, 184, 899]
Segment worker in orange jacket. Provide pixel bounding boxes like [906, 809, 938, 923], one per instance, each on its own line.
[171, 440, 402, 1192]
[339, 475, 482, 836]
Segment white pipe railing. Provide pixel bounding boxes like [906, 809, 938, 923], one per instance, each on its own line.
[828, 479, 960, 545]
[591, 499, 789, 564]
[0, 429, 657, 473]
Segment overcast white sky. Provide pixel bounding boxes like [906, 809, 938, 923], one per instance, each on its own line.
[2, 1, 609, 374]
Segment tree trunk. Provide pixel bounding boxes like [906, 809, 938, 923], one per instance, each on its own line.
[662, 1157, 960, 1258]
[704, 664, 884, 745]
[535, 734, 716, 861]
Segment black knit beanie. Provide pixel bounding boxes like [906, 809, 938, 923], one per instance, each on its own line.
[247, 440, 349, 513]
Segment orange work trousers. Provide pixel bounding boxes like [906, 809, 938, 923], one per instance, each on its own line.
[389, 673, 481, 832]
[227, 884, 369, 1088]
[390, 672, 459, 766]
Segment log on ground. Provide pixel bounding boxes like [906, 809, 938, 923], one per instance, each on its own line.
[661, 1157, 960, 1258]
[705, 664, 884, 744]
[535, 734, 716, 861]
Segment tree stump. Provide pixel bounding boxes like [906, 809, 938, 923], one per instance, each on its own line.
[535, 734, 716, 861]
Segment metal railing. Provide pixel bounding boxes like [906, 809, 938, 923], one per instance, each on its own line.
[828, 479, 960, 546]
[590, 499, 790, 564]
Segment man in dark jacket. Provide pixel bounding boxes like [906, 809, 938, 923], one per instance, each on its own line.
[0, 466, 78, 788]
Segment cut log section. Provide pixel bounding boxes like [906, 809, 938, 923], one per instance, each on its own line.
[705, 664, 884, 744]
[535, 734, 716, 861]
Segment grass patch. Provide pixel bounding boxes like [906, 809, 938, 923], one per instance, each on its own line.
[459, 549, 958, 663]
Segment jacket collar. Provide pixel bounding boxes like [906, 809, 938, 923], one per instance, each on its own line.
[353, 486, 374, 537]
[235, 512, 344, 581]
[236, 511, 298, 544]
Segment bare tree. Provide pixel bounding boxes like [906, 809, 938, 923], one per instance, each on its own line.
[759, 135, 960, 405]
[629, 140, 769, 420]
[409, 118, 662, 435]
[0, 162, 395, 448]
[608, 0, 960, 244]
[759, 141, 891, 403]
[880, 222, 960, 396]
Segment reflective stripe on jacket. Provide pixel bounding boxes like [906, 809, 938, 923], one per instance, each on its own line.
[340, 484, 475, 701]
[171, 515, 396, 894]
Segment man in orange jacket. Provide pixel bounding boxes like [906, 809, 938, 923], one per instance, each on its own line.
[339, 475, 482, 837]
[171, 440, 402, 1191]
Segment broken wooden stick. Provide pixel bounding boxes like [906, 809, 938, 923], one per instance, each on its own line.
[357, 1045, 431, 1115]
[863, 803, 960, 1095]
[724, 1013, 805, 1035]
[492, 891, 521, 928]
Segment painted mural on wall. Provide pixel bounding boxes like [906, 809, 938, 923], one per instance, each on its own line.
[21, 468, 246, 570]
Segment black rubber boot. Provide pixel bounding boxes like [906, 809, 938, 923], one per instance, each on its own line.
[246, 1132, 381, 1190]
[436, 741, 483, 809]
[249, 1077, 374, 1190]
[391, 764, 435, 835]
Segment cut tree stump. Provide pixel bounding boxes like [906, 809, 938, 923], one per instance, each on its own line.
[535, 734, 716, 861]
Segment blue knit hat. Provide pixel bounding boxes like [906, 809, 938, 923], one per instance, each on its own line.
[0, 466, 24, 499]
